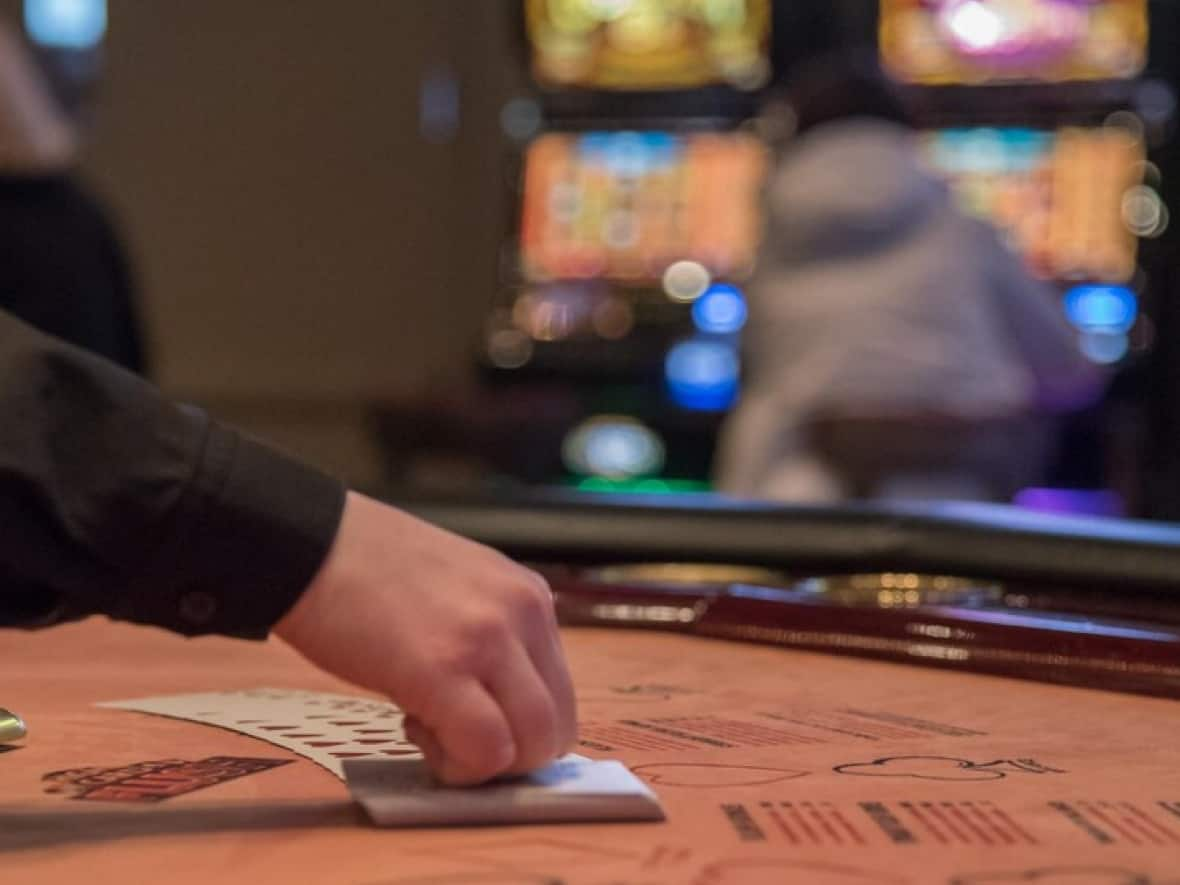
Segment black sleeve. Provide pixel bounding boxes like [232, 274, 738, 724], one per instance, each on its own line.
[0, 175, 148, 374]
[0, 309, 346, 638]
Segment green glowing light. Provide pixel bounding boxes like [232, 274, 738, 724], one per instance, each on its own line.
[572, 476, 712, 494]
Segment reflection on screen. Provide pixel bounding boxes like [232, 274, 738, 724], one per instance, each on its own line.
[880, 0, 1148, 85]
[922, 126, 1144, 282]
[520, 131, 768, 284]
[526, 0, 772, 90]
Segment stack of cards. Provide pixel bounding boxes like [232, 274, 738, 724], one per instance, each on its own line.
[344, 756, 665, 827]
[100, 687, 666, 828]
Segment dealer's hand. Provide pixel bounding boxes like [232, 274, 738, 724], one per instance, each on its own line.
[274, 491, 577, 785]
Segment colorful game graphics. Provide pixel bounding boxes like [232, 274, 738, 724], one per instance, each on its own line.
[880, 0, 1148, 85]
[526, 0, 772, 91]
[922, 126, 1145, 282]
[519, 131, 767, 286]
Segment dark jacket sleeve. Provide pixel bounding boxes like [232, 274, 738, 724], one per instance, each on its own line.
[0, 309, 346, 638]
[0, 175, 148, 375]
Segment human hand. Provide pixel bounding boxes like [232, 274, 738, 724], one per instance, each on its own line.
[274, 491, 577, 785]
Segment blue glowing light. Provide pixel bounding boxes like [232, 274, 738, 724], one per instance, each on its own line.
[692, 284, 748, 334]
[665, 338, 740, 411]
[24, 0, 106, 49]
[1064, 285, 1138, 333]
[1079, 330, 1130, 365]
[579, 131, 681, 176]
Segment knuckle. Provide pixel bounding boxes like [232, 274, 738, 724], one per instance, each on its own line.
[399, 672, 452, 719]
[524, 567, 552, 594]
[466, 609, 513, 644]
[510, 578, 556, 623]
[436, 613, 513, 675]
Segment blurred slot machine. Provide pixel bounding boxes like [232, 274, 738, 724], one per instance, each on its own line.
[920, 126, 1145, 284]
[483, 0, 774, 492]
[878, 0, 1170, 511]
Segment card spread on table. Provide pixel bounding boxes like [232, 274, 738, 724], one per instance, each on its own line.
[97, 688, 415, 778]
[344, 757, 665, 827]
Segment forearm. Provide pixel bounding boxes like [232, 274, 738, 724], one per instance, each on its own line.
[0, 310, 344, 637]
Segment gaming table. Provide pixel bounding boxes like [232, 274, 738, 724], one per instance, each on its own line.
[3, 622, 1179, 882]
[4, 496, 1180, 883]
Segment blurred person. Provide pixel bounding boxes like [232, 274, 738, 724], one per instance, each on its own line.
[0, 20, 146, 372]
[714, 53, 1103, 503]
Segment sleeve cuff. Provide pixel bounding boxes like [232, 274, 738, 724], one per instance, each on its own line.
[118, 421, 346, 638]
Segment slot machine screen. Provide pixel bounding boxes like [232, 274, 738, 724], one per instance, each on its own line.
[922, 127, 1144, 282]
[881, 0, 1148, 85]
[519, 131, 768, 285]
[526, 0, 772, 90]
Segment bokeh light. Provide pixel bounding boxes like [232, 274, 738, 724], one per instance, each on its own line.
[500, 97, 543, 142]
[1079, 329, 1130, 365]
[662, 260, 712, 303]
[24, 0, 106, 49]
[486, 328, 534, 369]
[665, 338, 740, 411]
[1122, 185, 1168, 238]
[692, 284, 748, 334]
[943, 1, 1005, 53]
[1064, 284, 1138, 333]
[591, 296, 635, 340]
[562, 415, 666, 479]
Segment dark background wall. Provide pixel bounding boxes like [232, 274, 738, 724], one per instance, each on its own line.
[1, 0, 524, 484]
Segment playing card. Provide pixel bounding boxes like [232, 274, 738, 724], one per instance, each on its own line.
[97, 688, 417, 778]
[344, 756, 665, 827]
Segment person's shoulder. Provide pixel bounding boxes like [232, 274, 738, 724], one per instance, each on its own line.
[790, 119, 913, 157]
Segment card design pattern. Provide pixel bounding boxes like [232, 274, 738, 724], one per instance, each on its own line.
[42, 756, 292, 802]
[98, 688, 418, 778]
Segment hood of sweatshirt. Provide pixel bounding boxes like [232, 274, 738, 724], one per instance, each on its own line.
[764, 118, 947, 263]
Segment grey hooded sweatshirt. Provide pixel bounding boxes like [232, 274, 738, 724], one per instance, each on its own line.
[715, 119, 1101, 498]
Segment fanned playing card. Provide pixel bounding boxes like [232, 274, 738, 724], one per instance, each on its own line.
[344, 757, 665, 827]
[97, 688, 416, 778]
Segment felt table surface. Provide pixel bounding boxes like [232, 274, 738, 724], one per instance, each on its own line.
[2, 619, 1179, 884]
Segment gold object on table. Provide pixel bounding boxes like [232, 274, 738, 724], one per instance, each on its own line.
[588, 562, 794, 588]
[0, 707, 27, 743]
[799, 573, 1006, 609]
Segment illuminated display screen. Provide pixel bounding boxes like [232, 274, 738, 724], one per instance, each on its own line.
[520, 131, 768, 284]
[526, 0, 772, 90]
[880, 0, 1148, 85]
[922, 126, 1144, 282]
